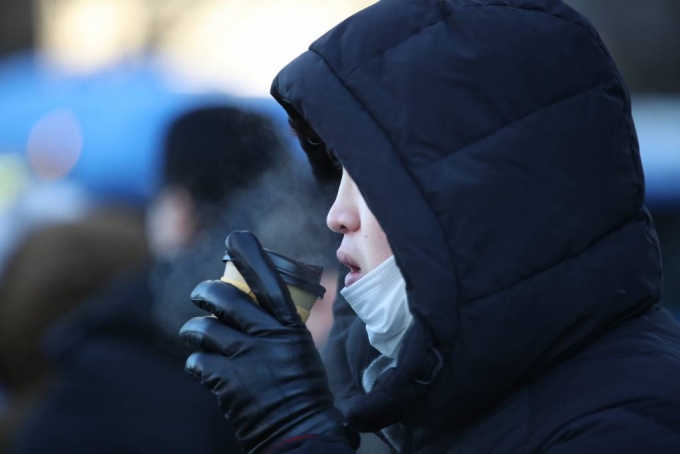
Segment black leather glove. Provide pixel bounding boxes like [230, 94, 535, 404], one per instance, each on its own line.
[179, 231, 358, 453]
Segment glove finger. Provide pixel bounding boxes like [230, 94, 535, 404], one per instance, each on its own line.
[185, 351, 274, 446]
[184, 351, 239, 417]
[179, 316, 253, 357]
[225, 231, 300, 327]
[184, 350, 217, 381]
[190, 280, 280, 335]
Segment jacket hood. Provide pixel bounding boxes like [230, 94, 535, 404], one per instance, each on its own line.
[271, 0, 662, 438]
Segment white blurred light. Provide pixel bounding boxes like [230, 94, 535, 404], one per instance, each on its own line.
[158, 0, 376, 96]
[27, 109, 84, 180]
[39, 0, 149, 73]
[36, 0, 375, 92]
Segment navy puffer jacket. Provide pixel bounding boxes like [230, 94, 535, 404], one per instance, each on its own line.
[270, 0, 680, 452]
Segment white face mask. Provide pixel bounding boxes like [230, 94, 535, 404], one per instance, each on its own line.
[340, 256, 413, 359]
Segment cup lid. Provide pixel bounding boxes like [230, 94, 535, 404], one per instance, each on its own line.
[223, 249, 326, 299]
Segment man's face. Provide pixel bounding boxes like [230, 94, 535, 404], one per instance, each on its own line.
[327, 169, 393, 287]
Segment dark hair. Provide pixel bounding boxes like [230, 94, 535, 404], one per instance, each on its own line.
[288, 115, 342, 182]
[163, 106, 285, 215]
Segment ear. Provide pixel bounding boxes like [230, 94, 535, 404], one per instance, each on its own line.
[147, 186, 197, 259]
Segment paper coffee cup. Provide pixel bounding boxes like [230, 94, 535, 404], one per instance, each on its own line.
[220, 250, 325, 323]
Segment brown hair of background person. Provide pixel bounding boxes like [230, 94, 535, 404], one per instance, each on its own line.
[0, 208, 148, 452]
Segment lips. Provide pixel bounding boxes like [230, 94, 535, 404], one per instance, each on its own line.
[337, 250, 363, 287]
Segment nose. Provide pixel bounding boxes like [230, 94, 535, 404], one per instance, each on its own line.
[326, 201, 360, 234]
[326, 193, 360, 234]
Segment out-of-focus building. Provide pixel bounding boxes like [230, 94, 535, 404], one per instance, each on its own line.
[564, 0, 680, 94]
[0, 0, 34, 57]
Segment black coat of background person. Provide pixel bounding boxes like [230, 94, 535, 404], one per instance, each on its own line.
[270, 0, 680, 452]
[10, 272, 243, 454]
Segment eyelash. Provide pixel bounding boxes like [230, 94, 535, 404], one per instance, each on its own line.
[290, 117, 341, 170]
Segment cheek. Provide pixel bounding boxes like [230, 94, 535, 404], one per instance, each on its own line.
[354, 191, 393, 272]
[369, 230, 393, 265]
[361, 213, 393, 271]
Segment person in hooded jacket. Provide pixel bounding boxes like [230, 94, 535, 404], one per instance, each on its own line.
[179, 0, 680, 453]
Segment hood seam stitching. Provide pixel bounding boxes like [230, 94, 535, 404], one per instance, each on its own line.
[414, 79, 613, 170]
[460, 3, 619, 75]
[345, 11, 453, 78]
[463, 210, 644, 306]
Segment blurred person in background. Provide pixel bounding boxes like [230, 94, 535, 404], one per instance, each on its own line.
[148, 105, 339, 349]
[0, 202, 156, 452]
[2, 104, 299, 454]
[180, 0, 680, 453]
[147, 105, 285, 264]
[0, 182, 93, 452]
